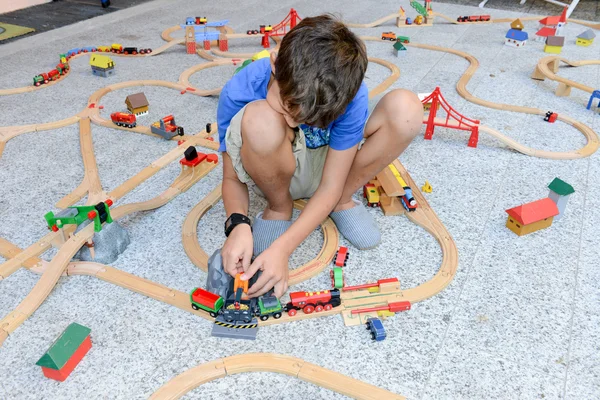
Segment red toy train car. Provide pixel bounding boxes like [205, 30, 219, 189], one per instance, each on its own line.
[457, 15, 491, 22]
[334, 246, 349, 267]
[110, 112, 137, 128]
[285, 289, 341, 316]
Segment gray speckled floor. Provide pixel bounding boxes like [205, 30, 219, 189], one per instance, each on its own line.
[1, 1, 599, 399]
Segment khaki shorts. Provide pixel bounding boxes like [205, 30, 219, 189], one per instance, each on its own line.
[225, 97, 379, 200]
[225, 102, 329, 200]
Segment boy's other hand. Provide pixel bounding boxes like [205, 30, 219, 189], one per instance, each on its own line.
[243, 244, 289, 299]
[221, 224, 253, 277]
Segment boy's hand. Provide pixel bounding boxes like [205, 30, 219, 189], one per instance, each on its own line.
[243, 244, 289, 299]
[221, 224, 253, 277]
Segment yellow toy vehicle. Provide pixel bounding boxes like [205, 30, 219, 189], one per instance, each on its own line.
[111, 43, 123, 53]
[414, 15, 424, 25]
[97, 46, 111, 52]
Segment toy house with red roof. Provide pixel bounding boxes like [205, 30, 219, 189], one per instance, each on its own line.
[36, 323, 92, 382]
[505, 197, 559, 236]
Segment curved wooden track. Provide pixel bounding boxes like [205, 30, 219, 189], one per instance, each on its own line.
[365, 36, 599, 159]
[149, 353, 405, 400]
[533, 56, 600, 97]
[181, 186, 339, 286]
[0, 224, 95, 346]
[345, 12, 402, 28]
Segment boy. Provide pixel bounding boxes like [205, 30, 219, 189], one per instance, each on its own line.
[217, 15, 423, 299]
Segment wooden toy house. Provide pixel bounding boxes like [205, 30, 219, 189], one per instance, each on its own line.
[393, 41, 407, 57]
[36, 323, 92, 382]
[89, 54, 115, 77]
[544, 35, 565, 54]
[576, 29, 596, 47]
[505, 29, 528, 47]
[505, 197, 559, 236]
[547, 177, 574, 221]
[125, 92, 149, 116]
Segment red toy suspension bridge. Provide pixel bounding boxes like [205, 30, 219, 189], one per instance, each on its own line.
[262, 8, 302, 48]
[421, 87, 480, 147]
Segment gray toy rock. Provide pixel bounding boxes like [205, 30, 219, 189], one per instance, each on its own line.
[205, 248, 233, 299]
[74, 220, 130, 264]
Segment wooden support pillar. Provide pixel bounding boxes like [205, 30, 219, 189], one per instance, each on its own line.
[555, 82, 572, 97]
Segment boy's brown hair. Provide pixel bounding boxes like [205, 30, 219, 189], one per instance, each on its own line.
[275, 15, 368, 128]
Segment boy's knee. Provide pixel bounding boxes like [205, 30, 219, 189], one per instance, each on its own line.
[379, 89, 424, 142]
[241, 100, 290, 155]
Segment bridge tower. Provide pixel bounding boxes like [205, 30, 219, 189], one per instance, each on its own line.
[185, 26, 196, 54]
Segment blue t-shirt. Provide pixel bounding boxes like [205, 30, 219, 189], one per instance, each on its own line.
[217, 58, 368, 152]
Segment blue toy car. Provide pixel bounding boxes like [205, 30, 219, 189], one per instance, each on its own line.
[405, 17, 413, 25]
[186, 17, 195, 25]
[366, 317, 386, 341]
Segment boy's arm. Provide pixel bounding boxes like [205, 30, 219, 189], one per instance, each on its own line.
[245, 145, 358, 297]
[221, 152, 253, 276]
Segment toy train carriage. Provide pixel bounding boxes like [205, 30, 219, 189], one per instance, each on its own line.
[260, 25, 272, 33]
[190, 288, 224, 317]
[111, 112, 137, 128]
[47, 69, 60, 81]
[122, 47, 152, 55]
[44, 200, 113, 233]
[457, 15, 491, 22]
[397, 35, 410, 44]
[33, 73, 49, 86]
[111, 43, 123, 53]
[97, 46, 111, 52]
[285, 289, 341, 316]
[330, 267, 344, 289]
[67, 48, 81, 58]
[56, 63, 69, 75]
[363, 183, 380, 207]
[256, 294, 283, 321]
[400, 186, 418, 212]
[334, 246, 349, 267]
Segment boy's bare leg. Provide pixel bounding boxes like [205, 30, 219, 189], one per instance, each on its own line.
[335, 89, 424, 211]
[240, 100, 296, 221]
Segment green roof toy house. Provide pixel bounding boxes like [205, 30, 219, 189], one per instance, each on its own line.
[393, 41, 407, 57]
[36, 323, 92, 382]
[547, 177, 574, 221]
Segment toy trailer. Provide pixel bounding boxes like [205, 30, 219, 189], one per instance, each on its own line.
[36, 323, 92, 382]
[190, 287, 224, 317]
[151, 115, 185, 140]
[257, 295, 283, 320]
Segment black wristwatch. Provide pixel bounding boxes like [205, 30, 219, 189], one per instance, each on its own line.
[224, 213, 252, 237]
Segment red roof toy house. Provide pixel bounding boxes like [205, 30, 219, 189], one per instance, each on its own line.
[505, 197, 559, 236]
[36, 323, 92, 381]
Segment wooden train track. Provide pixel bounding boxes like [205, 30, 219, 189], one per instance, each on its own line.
[149, 353, 405, 400]
[532, 56, 600, 97]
